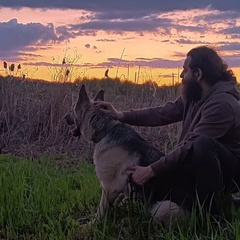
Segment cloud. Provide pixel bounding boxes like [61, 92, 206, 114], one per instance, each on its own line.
[194, 10, 240, 23]
[175, 39, 197, 45]
[25, 56, 183, 69]
[73, 17, 172, 33]
[96, 38, 117, 42]
[93, 57, 183, 69]
[219, 42, 240, 51]
[175, 39, 211, 45]
[0, 19, 54, 50]
[0, 18, 72, 61]
[22, 51, 240, 70]
[223, 54, 240, 68]
[218, 26, 240, 36]
[1, 2, 240, 69]
[55, 26, 76, 40]
[64, 9, 221, 36]
[1, 1, 240, 12]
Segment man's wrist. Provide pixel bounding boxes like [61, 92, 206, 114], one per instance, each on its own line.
[148, 166, 155, 178]
[117, 111, 125, 121]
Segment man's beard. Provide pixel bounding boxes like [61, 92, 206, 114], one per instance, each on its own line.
[182, 78, 202, 102]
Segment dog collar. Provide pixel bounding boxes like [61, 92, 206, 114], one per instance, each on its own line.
[93, 119, 120, 144]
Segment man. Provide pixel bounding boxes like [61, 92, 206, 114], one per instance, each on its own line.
[95, 46, 240, 220]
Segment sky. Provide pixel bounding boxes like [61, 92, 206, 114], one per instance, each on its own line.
[0, 1, 240, 85]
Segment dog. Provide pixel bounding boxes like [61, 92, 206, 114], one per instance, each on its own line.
[65, 84, 186, 226]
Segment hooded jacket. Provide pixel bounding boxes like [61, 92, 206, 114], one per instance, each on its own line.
[122, 80, 240, 175]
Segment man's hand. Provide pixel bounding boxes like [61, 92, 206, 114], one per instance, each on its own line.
[128, 165, 155, 185]
[94, 101, 125, 121]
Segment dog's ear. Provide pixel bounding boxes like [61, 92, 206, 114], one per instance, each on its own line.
[77, 84, 90, 106]
[94, 89, 104, 101]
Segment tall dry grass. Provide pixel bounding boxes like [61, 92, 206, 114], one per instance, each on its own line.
[0, 76, 181, 162]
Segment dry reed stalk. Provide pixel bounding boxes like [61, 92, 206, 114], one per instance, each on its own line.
[0, 77, 180, 161]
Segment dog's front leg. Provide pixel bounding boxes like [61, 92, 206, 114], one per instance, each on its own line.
[93, 188, 120, 223]
[94, 188, 109, 222]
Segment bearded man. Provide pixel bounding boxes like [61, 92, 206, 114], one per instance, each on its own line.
[95, 46, 240, 222]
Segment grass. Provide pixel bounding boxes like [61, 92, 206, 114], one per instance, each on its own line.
[0, 155, 240, 240]
[0, 155, 99, 239]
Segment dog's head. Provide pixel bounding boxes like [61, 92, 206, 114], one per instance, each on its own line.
[65, 84, 105, 141]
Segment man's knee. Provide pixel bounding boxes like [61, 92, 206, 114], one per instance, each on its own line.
[192, 135, 219, 162]
[192, 135, 222, 175]
[193, 135, 215, 153]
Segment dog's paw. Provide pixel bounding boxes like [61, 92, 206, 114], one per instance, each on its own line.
[75, 223, 92, 240]
[78, 216, 98, 228]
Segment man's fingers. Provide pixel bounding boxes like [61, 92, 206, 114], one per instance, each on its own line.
[127, 165, 137, 171]
[93, 101, 103, 107]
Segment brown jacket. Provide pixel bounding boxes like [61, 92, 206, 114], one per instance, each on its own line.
[123, 80, 240, 175]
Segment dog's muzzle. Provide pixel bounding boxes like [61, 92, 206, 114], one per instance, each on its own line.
[65, 114, 81, 138]
[71, 126, 81, 137]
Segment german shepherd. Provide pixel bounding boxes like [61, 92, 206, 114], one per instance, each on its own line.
[65, 84, 186, 226]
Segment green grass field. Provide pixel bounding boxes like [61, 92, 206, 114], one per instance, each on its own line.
[0, 155, 240, 240]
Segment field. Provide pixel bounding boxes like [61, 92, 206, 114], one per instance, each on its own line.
[0, 155, 240, 240]
[0, 76, 240, 239]
[0, 76, 180, 158]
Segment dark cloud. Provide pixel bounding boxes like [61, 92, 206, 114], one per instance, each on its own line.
[96, 38, 117, 42]
[69, 11, 210, 34]
[172, 52, 186, 58]
[0, 19, 71, 61]
[91, 54, 240, 69]
[0, 19, 56, 51]
[0, 49, 42, 62]
[1, 0, 240, 12]
[67, 15, 208, 36]
[218, 26, 240, 35]
[94, 11, 157, 20]
[194, 10, 240, 24]
[51, 10, 217, 38]
[175, 39, 211, 45]
[219, 42, 240, 51]
[84, 44, 99, 51]
[55, 26, 76, 40]
[223, 54, 240, 68]
[95, 57, 183, 69]
[69, 16, 172, 33]
[161, 40, 170, 43]
[175, 39, 195, 45]
[84, 44, 90, 48]
[1, 2, 240, 69]
[24, 56, 183, 69]
[23, 52, 240, 70]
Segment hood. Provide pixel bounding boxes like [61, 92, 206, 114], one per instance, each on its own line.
[199, 80, 240, 105]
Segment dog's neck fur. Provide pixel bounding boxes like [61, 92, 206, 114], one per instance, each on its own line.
[91, 114, 120, 143]
[92, 119, 119, 143]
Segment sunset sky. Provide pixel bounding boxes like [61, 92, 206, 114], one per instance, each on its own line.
[0, 1, 240, 85]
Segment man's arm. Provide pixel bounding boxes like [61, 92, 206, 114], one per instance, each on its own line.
[122, 96, 184, 126]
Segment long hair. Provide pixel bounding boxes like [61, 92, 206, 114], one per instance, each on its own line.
[187, 46, 235, 85]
